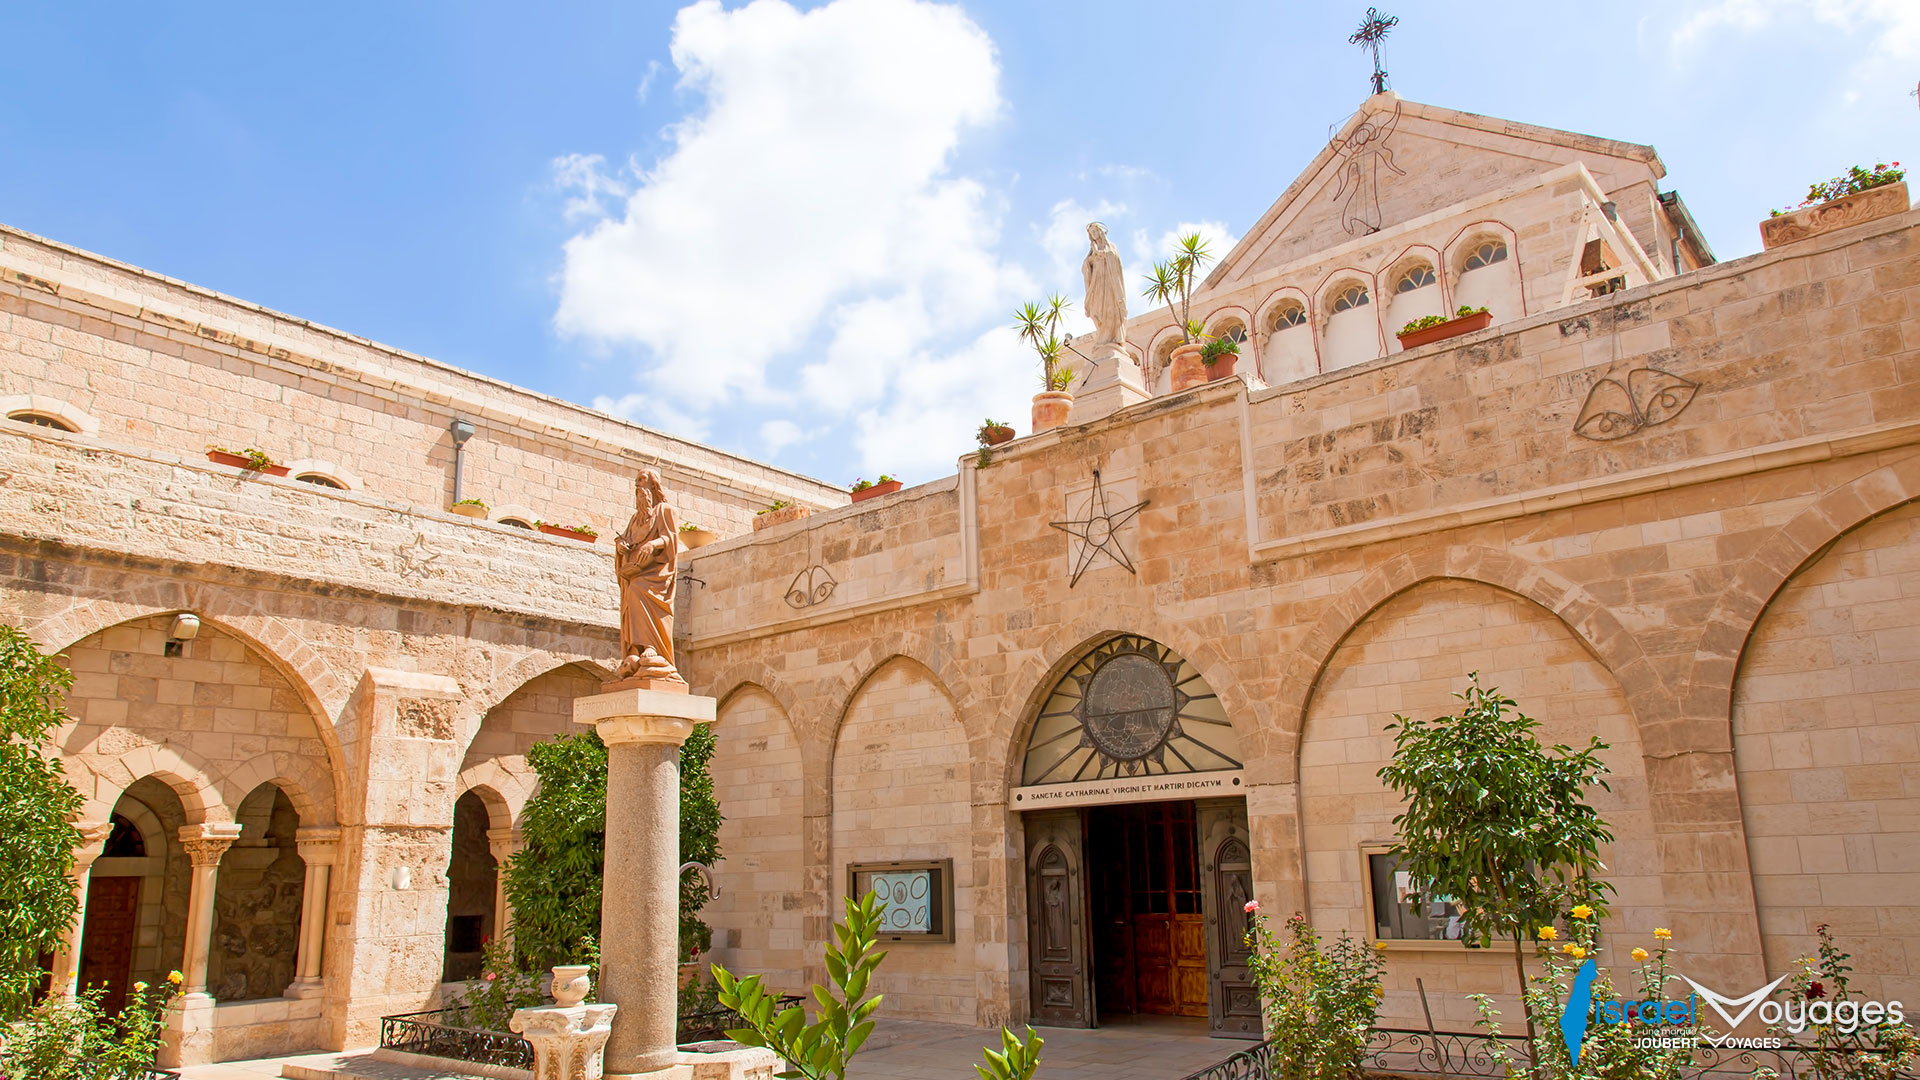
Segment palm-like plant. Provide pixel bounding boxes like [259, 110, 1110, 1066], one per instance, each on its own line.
[1141, 232, 1215, 345]
[1014, 295, 1076, 392]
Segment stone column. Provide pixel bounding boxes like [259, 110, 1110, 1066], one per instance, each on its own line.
[574, 687, 715, 1077]
[286, 826, 341, 999]
[486, 825, 521, 954]
[47, 821, 113, 998]
[159, 821, 243, 1068]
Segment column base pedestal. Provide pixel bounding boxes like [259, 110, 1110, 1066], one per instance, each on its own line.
[284, 977, 326, 1000]
[1068, 341, 1148, 425]
[157, 992, 217, 1068]
[605, 1043, 781, 1080]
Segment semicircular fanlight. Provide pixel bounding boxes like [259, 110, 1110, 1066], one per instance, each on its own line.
[1021, 634, 1242, 784]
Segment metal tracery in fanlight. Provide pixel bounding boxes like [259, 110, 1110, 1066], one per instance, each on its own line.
[1020, 635, 1242, 784]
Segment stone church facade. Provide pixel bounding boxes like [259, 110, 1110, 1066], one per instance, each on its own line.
[1, 90, 1915, 1062]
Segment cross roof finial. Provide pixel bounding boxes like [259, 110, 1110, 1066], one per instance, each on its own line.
[1349, 7, 1399, 96]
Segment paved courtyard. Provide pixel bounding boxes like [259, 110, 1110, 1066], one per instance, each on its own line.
[175, 1015, 1243, 1080]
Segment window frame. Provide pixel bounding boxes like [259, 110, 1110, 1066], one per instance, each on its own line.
[846, 858, 956, 944]
[1357, 843, 1473, 953]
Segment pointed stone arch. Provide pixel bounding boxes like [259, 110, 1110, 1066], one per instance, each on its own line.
[219, 751, 336, 827]
[66, 743, 225, 825]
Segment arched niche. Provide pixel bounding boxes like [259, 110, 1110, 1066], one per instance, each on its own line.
[1020, 634, 1242, 786]
[706, 685, 808, 991]
[209, 782, 305, 1002]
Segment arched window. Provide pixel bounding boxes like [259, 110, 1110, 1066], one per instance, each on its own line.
[498, 517, 534, 530]
[7, 410, 77, 432]
[294, 473, 346, 490]
[1394, 265, 1436, 293]
[1261, 300, 1316, 385]
[1019, 634, 1241, 785]
[1463, 240, 1508, 270]
[1330, 285, 1370, 312]
[1266, 303, 1307, 332]
[1323, 280, 1380, 371]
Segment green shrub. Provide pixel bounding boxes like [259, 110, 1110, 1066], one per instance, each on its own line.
[0, 625, 85, 1018]
[1244, 907, 1383, 1080]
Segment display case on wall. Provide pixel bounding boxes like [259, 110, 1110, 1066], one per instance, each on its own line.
[847, 858, 955, 943]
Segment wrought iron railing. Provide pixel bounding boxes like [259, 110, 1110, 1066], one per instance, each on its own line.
[1179, 1028, 1915, 1080]
[677, 993, 804, 1044]
[379, 1009, 535, 1070]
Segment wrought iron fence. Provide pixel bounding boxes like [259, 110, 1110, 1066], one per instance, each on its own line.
[1179, 1028, 1915, 1080]
[677, 993, 804, 1044]
[378, 1009, 536, 1070]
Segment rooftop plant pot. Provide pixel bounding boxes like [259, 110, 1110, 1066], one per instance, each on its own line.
[538, 523, 597, 542]
[1396, 310, 1493, 350]
[1031, 391, 1073, 433]
[981, 425, 1016, 446]
[450, 503, 488, 519]
[679, 526, 720, 549]
[206, 449, 290, 476]
[850, 480, 903, 503]
[1760, 181, 1909, 250]
[1168, 343, 1209, 393]
[753, 504, 811, 532]
[1205, 352, 1240, 381]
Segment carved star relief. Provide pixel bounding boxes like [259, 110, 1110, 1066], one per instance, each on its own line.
[1049, 470, 1149, 587]
[395, 531, 442, 579]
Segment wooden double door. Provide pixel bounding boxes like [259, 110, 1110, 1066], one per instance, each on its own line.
[1025, 798, 1260, 1037]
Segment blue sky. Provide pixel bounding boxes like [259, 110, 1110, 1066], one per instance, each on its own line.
[2, 1, 1913, 487]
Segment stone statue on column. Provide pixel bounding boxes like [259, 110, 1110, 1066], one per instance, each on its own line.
[1071, 222, 1149, 425]
[611, 469, 685, 688]
[1082, 222, 1127, 345]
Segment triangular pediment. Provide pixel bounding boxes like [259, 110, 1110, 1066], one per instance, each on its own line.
[1205, 93, 1666, 287]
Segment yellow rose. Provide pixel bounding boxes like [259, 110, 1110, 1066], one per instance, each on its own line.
[1571, 904, 1593, 920]
[1632, 948, 1649, 962]
[1538, 926, 1559, 941]
[1653, 928, 1672, 941]
[133, 981, 148, 993]
[1373, 941, 1388, 952]
[167, 970, 183, 985]
[1565, 945, 1588, 960]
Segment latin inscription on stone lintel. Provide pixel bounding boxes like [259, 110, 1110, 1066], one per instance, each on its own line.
[1010, 770, 1244, 810]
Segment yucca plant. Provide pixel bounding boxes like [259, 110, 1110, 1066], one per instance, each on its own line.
[1014, 296, 1076, 393]
[1141, 232, 1215, 345]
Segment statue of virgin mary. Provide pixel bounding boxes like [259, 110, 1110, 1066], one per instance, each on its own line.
[1082, 222, 1127, 346]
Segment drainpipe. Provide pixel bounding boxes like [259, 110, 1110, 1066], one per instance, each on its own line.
[450, 418, 475, 504]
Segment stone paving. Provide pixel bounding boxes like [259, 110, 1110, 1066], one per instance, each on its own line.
[175, 1014, 1244, 1080]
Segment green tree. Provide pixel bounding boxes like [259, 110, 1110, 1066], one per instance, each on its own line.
[1375, 674, 1613, 1034]
[679, 722, 721, 960]
[0, 625, 86, 1019]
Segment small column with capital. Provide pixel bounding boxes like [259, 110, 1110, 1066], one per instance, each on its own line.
[285, 825, 340, 999]
[487, 825, 522, 955]
[159, 821, 243, 1068]
[46, 821, 113, 998]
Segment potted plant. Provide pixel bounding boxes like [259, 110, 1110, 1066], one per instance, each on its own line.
[1015, 296, 1078, 433]
[205, 445, 289, 476]
[1761, 162, 1908, 250]
[977, 418, 1015, 446]
[1142, 232, 1215, 393]
[752, 499, 811, 532]
[678, 520, 720, 549]
[1396, 305, 1493, 350]
[849, 474, 902, 503]
[1200, 337, 1240, 380]
[451, 497, 488, 519]
[536, 520, 598, 542]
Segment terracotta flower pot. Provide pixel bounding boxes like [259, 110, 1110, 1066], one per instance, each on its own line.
[206, 450, 289, 476]
[1760, 181, 1909, 250]
[538, 523, 597, 542]
[850, 480, 903, 503]
[981, 425, 1016, 446]
[1168, 343, 1209, 392]
[753, 504, 812, 532]
[450, 503, 488, 519]
[550, 964, 592, 1007]
[1396, 310, 1494, 350]
[1205, 352, 1240, 381]
[1031, 391, 1073, 433]
[679, 527, 720, 549]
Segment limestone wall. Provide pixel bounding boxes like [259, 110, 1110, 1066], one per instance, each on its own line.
[682, 210, 1920, 1027]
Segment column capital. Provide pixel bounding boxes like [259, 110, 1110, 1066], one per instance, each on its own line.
[294, 825, 343, 865]
[178, 822, 243, 866]
[486, 825, 522, 864]
[574, 688, 715, 747]
[73, 820, 113, 868]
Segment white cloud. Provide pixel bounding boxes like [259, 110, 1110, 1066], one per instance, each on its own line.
[1669, 0, 1920, 81]
[759, 418, 806, 453]
[635, 59, 664, 104]
[552, 153, 630, 221]
[553, 0, 1014, 423]
[851, 324, 1034, 477]
[1039, 198, 1126, 300]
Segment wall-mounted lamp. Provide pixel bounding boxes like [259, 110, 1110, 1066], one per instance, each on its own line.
[391, 865, 412, 891]
[168, 613, 201, 641]
[449, 419, 476, 505]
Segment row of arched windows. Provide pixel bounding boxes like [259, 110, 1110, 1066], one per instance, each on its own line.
[1150, 227, 1524, 390]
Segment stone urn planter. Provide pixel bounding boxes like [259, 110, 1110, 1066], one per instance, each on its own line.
[206, 449, 289, 476]
[753, 504, 811, 532]
[980, 424, 1016, 446]
[1760, 181, 1910, 250]
[1168, 343, 1209, 393]
[550, 964, 592, 1007]
[450, 502, 488, 519]
[1031, 391, 1073, 433]
[1205, 353, 1240, 381]
[679, 526, 719, 550]
[1397, 309, 1494, 350]
[850, 480, 902, 504]
[538, 523, 598, 543]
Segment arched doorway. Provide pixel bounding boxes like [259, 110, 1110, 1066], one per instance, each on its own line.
[81, 779, 192, 1015]
[1014, 635, 1257, 1038]
[443, 790, 498, 982]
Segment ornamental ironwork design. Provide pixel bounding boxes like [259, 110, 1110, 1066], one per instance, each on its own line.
[1021, 635, 1242, 784]
[379, 1010, 535, 1070]
[1049, 470, 1149, 587]
[784, 564, 837, 609]
[1573, 366, 1699, 440]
